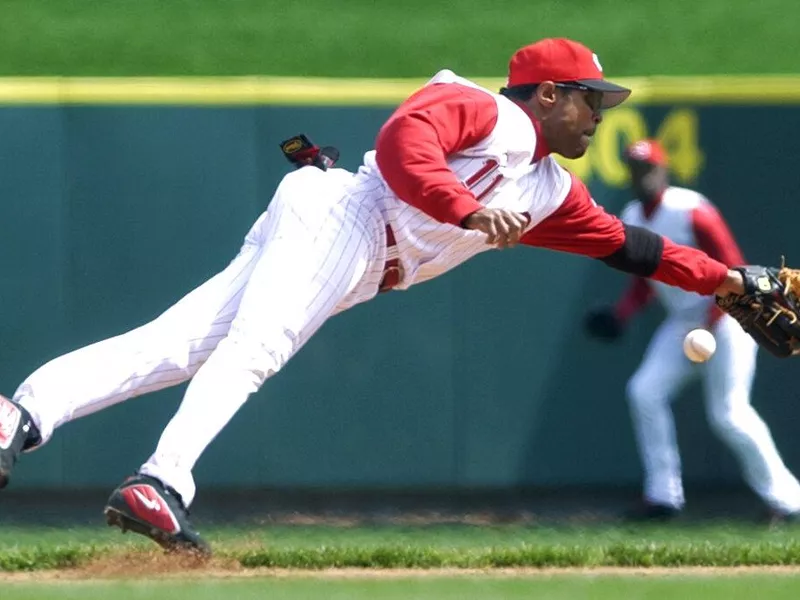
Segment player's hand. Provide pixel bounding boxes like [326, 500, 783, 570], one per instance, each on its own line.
[713, 269, 745, 297]
[462, 208, 530, 248]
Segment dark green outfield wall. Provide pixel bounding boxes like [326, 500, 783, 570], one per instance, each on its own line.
[3, 102, 800, 491]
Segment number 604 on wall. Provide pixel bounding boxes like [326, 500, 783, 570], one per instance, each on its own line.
[555, 108, 704, 187]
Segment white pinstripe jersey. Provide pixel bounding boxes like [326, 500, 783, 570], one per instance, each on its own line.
[352, 70, 572, 289]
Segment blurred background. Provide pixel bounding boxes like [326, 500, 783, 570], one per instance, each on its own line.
[1, 0, 799, 521]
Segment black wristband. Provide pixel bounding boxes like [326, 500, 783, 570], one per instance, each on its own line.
[599, 224, 664, 277]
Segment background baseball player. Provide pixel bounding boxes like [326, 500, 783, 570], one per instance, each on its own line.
[0, 40, 751, 554]
[584, 139, 800, 521]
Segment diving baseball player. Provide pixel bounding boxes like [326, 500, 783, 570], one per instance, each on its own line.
[585, 140, 800, 521]
[0, 39, 752, 554]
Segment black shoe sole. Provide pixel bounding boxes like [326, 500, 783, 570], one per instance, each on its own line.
[620, 507, 682, 523]
[104, 506, 211, 557]
[0, 473, 9, 490]
[622, 514, 680, 524]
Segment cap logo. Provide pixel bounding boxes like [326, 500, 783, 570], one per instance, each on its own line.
[628, 141, 652, 161]
[592, 53, 603, 73]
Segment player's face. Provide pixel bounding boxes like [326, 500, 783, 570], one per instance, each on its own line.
[628, 160, 668, 199]
[543, 88, 603, 159]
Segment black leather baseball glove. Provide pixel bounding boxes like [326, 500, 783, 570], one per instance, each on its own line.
[716, 262, 800, 358]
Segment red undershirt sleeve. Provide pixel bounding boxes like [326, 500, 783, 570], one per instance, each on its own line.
[374, 82, 499, 226]
[615, 277, 654, 322]
[651, 238, 729, 295]
[691, 203, 745, 267]
[522, 174, 729, 295]
[520, 173, 626, 257]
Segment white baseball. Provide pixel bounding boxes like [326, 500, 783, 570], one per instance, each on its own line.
[683, 328, 716, 363]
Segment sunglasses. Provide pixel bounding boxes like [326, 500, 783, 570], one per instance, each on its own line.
[554, 82, 604, 112]
[554, 82, 592, 92]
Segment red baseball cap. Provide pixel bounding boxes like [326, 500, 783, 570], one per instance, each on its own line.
[508, 38, 631, 109]
[626, 139, 668, 166]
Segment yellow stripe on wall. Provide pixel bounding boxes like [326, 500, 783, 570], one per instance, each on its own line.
[0, 75, 798, 106]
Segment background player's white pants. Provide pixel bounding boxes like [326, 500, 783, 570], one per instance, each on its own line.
[626, 314, 800, 513]
[13, 167, 389, 506]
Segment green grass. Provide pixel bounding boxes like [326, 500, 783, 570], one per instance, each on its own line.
[5, 575, 800, 600]
[5, 522, 800, 551]
[0, 0, 798, 77]
[4, 524, 800, 599]
[2, 523, 800, 571]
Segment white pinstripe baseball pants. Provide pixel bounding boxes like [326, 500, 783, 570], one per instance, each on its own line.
[13, 167, 390, 505]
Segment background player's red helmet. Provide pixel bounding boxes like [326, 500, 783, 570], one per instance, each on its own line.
[626, 139, 669, 167]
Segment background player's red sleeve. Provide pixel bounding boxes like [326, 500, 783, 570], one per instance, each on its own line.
[691, 204, 745, 267]
[691, 203, 745, 325]
[522, 174, 729, 295]
[615, 278, 654, 322]
[374, 83, 498, 226]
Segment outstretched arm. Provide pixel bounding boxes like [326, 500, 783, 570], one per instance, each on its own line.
[521, 175, 744, 296]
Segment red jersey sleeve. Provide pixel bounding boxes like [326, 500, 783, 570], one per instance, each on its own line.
[520, 174, 626, 257]
[615, 277, 654, 322]
[691, 202, 745, 326]
[522, 174, 729, 295]
[651, 238, 728, 295]
[374, 82, 498, 226]
[691, 203, 745, 267]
